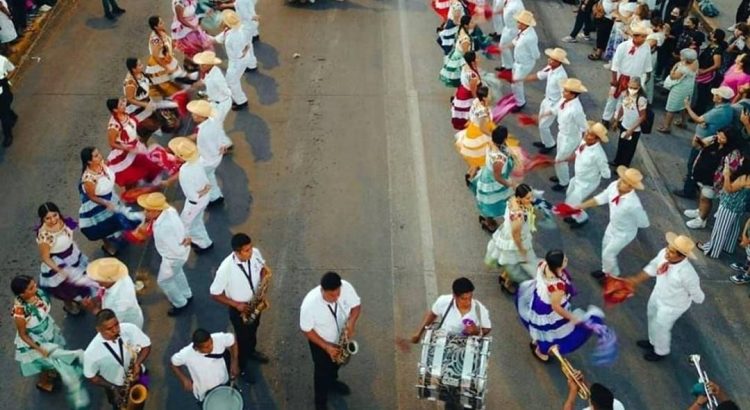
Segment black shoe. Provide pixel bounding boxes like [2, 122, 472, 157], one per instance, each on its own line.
[570, 220, 588, 229]
[601, 120, 610, 128]
[532, 142, 546, 148]
[644, 351, 667, 362]
[167, 305, 186, 316]
[636, 340, 654, 350]
[112, 7, 125, 14]
[104, 12, 115, 20]
[252, 35, 260, 42]
[672, 189, 692, 199]
[510, 103, 526, 113]
[538, 145, 556, 154]
[608, 161, 617, 167]
[551, 183, 567, 192]
[590, 270, 605, 280]
[249, 351, 270, 364]
[2, 135, 12, 147]
[563, 217, 575, 224]
[330, 381, 351, 395]
[208, 197, 225, 207]
[245, 67, 258, 73]
[191, 243, 214, 254]
[494, 66, 510, 72]
[231, 102, 248, 111]
[549, 176, 559, 183]
[241, 370, 256, 384]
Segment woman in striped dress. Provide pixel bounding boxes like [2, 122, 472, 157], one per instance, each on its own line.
[516, 250, 601, 362]
[698, 160, 750, 258]
[455, 85, 494, 182]
[437, 4, 464, 55]
[79, 147, 126, 256]
[440, 21, 472, 87]
[471, 126, 515, 233]
[451, 50, 480, 130]
[35, 202, 97, 316]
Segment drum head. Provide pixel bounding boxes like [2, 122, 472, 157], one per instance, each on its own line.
[202, 386, 243, 410]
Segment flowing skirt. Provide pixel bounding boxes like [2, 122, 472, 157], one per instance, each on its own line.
[174, 29, 214, 59]
[471, 163, 512, 218]
[440, 51, 465, 88]
[451, 85, 473, 130]
[455, 122, 493, 169]
[79, 191, 123, 241]
[15, 316, 65, 376]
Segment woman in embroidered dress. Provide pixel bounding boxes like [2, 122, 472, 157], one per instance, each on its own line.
[440, 18, 472, 87]
[516, 250, 600, 362]
[147, 16, 191, 97]
[451, 50, 481, 130]
[456, 85, 494, 183]
[35, 202, 97, 316]
[79, 147, 126, 256]
[485, 183, 537, 294]
[471, 126, 515, 233]
[124, 58, 164, 142]
[171, 0, 214, 60]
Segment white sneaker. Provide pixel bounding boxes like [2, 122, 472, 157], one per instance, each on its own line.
[603, 63, 611, 69]
[683, 209, 700, 218]
[39, 4, 51, 11]
[686, 217, 706, 229]
[562, 36, 577, 43]
[580, 34, 591, 41]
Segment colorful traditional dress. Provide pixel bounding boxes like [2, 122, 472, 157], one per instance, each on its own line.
[516, 263, 600, 354]
[455, 99, 494, 169]
[171, 0, 214, 58]
[440, 30, 472, 87]
[13, 290, 65, 376]
[146, 30, 186, 98]
[79, 166, 124, 242]
[472, 144, 514, 218]
[485, 199, 537, 282]
[432, 0, 473, 21]
[36, 222, 96, 302]
[451, 64, 479, 130]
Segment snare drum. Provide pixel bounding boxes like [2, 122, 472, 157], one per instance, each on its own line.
[416, 327, 492, 409]
[202, 385, 243, 410]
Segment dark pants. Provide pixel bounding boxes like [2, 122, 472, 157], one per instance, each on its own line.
[595, 18, 614, 51]
[0, 79, 17, 141]
[682, 147, 700, 197]
[101, 0, 121, 15]
[570, 11, 594, 37]
[228, 307, 260, 370]
[693, 81, 714, 116]
[613, 125, 641, 167]
[8, 0, 26, 33]
[309, 341, 340, 410]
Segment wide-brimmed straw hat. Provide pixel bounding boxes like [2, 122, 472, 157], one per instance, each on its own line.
[193, 51, 222, 65]
[187, 100, 216, 118]
[168, 137, 200, 162]
[87, 257, 128, 282]
[616, 166, 645, 190]
[631, 22, 653, 36]
[559, 78, 588, 93]
[666, 232, 697, 259]
[137, 192, 170, 211]
[586, 121, 609, 143]
[222, 9, 242, 28]
[514, 10, 536, 27]
[544, 48, 570, 64]
[711, 86, 735, 100]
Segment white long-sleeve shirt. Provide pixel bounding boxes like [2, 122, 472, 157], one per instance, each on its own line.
[554, 98, 587, 138]
[593, 180, 650, 234]
[214, 27, 250, 61]
[573, 141, 611, 184]
[611, 39, 652, 78]
[512, 27, 540, 68]
[196, 117, 227, 169]
[235, 0, 257, 24]
[204, 66, 231, 104]
[537, 65, 568, 102]
[153, 207, 190, 262]
[178, 160, 210, 203]
[644, 248, 705, 311]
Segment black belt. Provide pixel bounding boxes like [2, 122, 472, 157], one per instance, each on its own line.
[188, 200, 197, 205]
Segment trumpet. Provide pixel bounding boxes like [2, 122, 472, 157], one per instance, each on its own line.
[689, 354, 719, 410]
[549, 345, 590, 400]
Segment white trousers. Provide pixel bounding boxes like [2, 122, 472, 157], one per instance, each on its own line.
[602, 94, 622, 122]
[242, 20, 259, 39]
[647, 295, 688, 355]
[499, 29, 515, 68]
[157, 258, 192, 308]
[601, 224, 638, 276]
[491, 14, 504, 34]
[181, 196, 212, 249]
[565, 177, 598, 222]
[226, 53, 256, 105]
[554, 133, 580, 186]
[538, 98, 557, 148]
[211, 98, 233, 147]
[511, 62, 534, 106]
[204, 164, 223, 202]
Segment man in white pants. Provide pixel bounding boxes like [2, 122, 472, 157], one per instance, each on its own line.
[543, 78, 588, 188]
[602, 22, 652, 126]
[577, 166, 650, 279]
[497, 0, 524, 70]
[509, 10, 539, 110]
[193, 51, 232, 148]
[625, 232, 705, 361]
[523, 47, 569, 153]
[563, 122, 611, 228]
[169, 137, 213, 253]
[137, 192, 193, 316]
[214, 10, 254, 111]
[187, 100, 229, 205]
[491, 0, 504, 35]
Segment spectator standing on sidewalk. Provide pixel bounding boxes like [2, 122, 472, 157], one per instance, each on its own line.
[658, 48, 697, 134]
[738, 0, 750, 26]
[561, 0, 595, 43]
[720, 54, 750, 95]
[8, 0, 27, 34]
[588, 0, 618, 61]
[728, 217, 750, 284]
[655, 8, 684, 83]
[0, 53, 17, 148]
[0, 0, 18, 51]
[611, 77, 648, 168]
[101, 0, 125, 21]
[693, 29, 727, 115]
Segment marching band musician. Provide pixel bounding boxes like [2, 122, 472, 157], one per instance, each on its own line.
[213, 10, 253, 112]
[83, 257, 144, 329]
[170, 328, 240, 403]
[687, 382, 739, 410]
[210, 233, 270, 382]
[563, 376, 624, 410]
[410, 277, 491, 342]
[83, 309, 151, 410]
[169, 137, 213, 252]
[299, 271, 362, 410]
[624, 232, 705, 362]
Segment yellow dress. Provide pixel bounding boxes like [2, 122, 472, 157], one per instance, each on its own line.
[455, 99, 495, 169]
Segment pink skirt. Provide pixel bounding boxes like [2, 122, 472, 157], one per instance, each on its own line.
[175, 30, 214, 59]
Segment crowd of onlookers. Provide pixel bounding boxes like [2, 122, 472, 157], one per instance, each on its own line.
[0, 0, 58, 54]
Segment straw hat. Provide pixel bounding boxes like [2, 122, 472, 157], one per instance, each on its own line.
[559, 78, 588, 93]
[137, 192, 170, 211]
[711, 86, 735, 100]
[222, 9, 241, 29]
[193, 51, 222, 65]
[631, 22, 653, 36]
[586, 121, 609, 143]
[87, 257, 128, 283]
[616, 166, 645, 190]
[665, 232, 697, 259]
[544, 48, 570, 64]
[168, 137, 200, 162]
[514, 10, 536, 27]
[187, 100, 216, 118]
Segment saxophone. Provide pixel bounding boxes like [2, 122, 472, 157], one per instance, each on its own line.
[242, 267, 272, 324]
[332, 324, 359, 366]
[117, 344, 148, 410]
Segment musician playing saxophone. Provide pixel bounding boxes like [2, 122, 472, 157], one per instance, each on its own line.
[83, 309, 151, 410]
[300, 271, 362, 410]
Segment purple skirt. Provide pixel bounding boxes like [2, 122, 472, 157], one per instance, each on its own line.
[41, 280, 95, 302]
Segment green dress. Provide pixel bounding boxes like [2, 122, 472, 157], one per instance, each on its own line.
[12, 290, 65, 376]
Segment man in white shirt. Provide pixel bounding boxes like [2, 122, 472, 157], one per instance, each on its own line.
[497, 0, 525, 70]
[83, 309, 151, 408]
[192, 51, 233, 149]
[602, 23, 653, 126]
[0, 54, 18, 148]
[545, 78, 588, 187]
[187, 100, 230, 205]
[577, 166, 650, 279]
[83, 257, 144, 329]
[169, 137, 213, 252]
[210, 233, 271, 379]
[300, 271, 362, 410]
[563, 379, 625, 410]
[137, 192, 194, 316]
[523, 47, 569, 152]
[410, 277, 491, 342]
[214, 10, 254, 111]
[625, 232, 705, 361]
[563, 122, 611, 227]
[235, 0, 260, 42]
[509, 10, 539, 110]
[170, 329, 240, 402]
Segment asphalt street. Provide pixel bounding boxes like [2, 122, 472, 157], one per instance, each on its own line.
[0, 0, 748, 409]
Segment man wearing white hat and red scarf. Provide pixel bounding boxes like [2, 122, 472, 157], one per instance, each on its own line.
[187, 100, 229, 205]
[563, 121, 611, 227]
[496, 0, 524, 71]
[624, 232, 705, 361]
[213, 10, 254, 112]
[192, 51, 233, 149]
[83, 257, 144, 329]
[508, 10, 539, 110]
[601, 23, 653, 127]
[542, 78, 588, 187]
[577, 166, 650, 279]
[523, 47, 569, 153]
[169, 137, 213, 253]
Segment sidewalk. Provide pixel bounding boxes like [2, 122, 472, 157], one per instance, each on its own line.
[692, 0, 738, 32]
